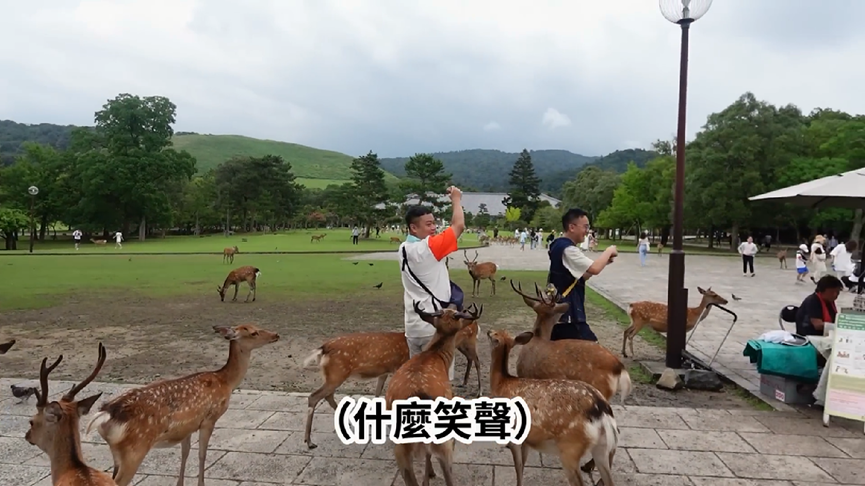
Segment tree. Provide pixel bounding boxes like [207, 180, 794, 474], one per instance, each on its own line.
[214, 155, 301, 232]
[530, 205, 561, 231]
[0, 208, 28, 250]
[400, 153, 451, 212]
[474, 202, 491, 228]
[0, 143, 68, 240]
[504, 206, 521, 223]
[560, 166, 620, 222]
[350, 151, 388, 236]
[503, 149, 542, 222]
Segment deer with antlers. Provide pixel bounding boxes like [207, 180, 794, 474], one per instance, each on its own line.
[310, 234, 326, 243]
[217, 265, 260, 302]
[487, 329, 618, 486]
[622, 286, 733, 358]
[463, 249, 498, 297]
[0, 339, 14, 354]
[222, 245, 239, 263]
[87, 324, 279, 486]
[386, 302, 483, 486]
[26, 343, 114, 486]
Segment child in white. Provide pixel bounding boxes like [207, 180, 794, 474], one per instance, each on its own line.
[72, 229, 82, 250]
[795, 244, 809, 283]
[114, 231, 123, 249]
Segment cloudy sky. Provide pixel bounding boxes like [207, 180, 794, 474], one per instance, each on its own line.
[1, 0, 863, 158]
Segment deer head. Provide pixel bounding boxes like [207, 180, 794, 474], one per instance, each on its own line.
[413, 301, 482, 336]
[463, 250, 480, 271]
[510, 280, 570, 319]
[213, 324, 280, 351]
[26, 343, 106, 454]
[0, 339, 14, 354]
[697, 286, 728, 306]
[487, 329, 534, 350]
[217, 286, 226, 301]
[233, 246, 239, 252]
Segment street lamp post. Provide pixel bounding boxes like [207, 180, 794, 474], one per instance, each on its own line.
[659, 0, 712, 369]
[28, 185, 39, 254]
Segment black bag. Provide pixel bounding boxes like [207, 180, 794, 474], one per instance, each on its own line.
[401, 247, 464, 311]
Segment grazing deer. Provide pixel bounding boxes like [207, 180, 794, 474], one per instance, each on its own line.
[301, 305, 482, 449]
[777, 247, 788, 269]
[656, 242, 664, 255]
[386, 302, 482, 486]
[389, 236, 401, 243]
[87, 324, 279, 486]
[464, 250, 499, 297]
[26, 343, 114, 486]
[487, 329, 618, 486]
[90, 238, 107, 246]
[310, 234, 326, 243]
[217, 265, 260, 302]
[222, 245, 239, 264]
[622, 286, 729, 358]
[0, 339, 14, 354]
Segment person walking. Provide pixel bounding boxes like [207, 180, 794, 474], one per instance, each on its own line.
[738, 236, 758, 277]
[72, 228, 82, 250]
[830, 239, 857, 279]
[399, 186, 466, 383]
[519, 228, 527, 251]
[637, 231, 650, 267]
[114, 231, 123, 249]
[351, 226, 359, 245]
[796, 244, 810, 284]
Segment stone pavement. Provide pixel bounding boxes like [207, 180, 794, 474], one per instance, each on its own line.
[2, 378, 864, 486]
[360, 246, 857, 409]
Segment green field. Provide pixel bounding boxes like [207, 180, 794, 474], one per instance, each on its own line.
[170, 134, 399, 183]
[1, 229, 488, 254]
[296, 178, 351, 189]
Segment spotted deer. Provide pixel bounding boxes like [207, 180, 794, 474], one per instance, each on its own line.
[386, 302, 482, 486]
[310, 234, 326, 243]
[777, 247, 788, 269]
[487, 329, 618, 486]
[26, 343, 114, 486]
[217, 265, 260, 302]
[0, 339, 14, 354]
[222, 245, 239, 263]
[301, 304, 482, 449]
[622, 286, 731, 358]
[464, 250, 499, 297]
[87, 324, 280, 486]
[90, 238, 107, 246]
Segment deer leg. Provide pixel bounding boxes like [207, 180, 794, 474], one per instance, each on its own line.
[432, 441, 454, 486]
[306, 383, 338, 449]
[474, 354, 483, 397]
[112, 447, 149, 486]
[507, 442, 525, 486]
[197, 422, 215, 486]
[423, 451, 436, 485]
[588, 442, 615, 486]
[176, 435, 192, 486]
[394, 443, 420, 486]
[374, 375, 388, 396]
[560, 447, 589, 486]
[232, 284, 239, 301]
[460, 349, 472, 387]
[245, 283, 253, 303]
[251, 281, 257, 302]
[490, 277, 496, 295]
[621, 323, 634, 357]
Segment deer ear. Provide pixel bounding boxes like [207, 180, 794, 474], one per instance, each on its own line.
[213, 326, 239, 340]
[45, 403, 63, 423]
[697, 287, 705, 294]
[77, 393, 102, 416]
[514, 332, 534, 345]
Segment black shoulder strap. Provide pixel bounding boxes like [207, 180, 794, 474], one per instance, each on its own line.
[401, 246, 444, 303]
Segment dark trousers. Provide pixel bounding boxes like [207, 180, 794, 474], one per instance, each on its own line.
[550, 320, 598, 342]
[742, 255, 754, 274]
[842, 276, 863, 293]
[351, 235, 359, 245]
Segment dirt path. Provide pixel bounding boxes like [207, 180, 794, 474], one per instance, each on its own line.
[0, 294, 757, 410]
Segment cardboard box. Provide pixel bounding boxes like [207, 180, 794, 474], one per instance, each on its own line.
[759, 374, 815, 405]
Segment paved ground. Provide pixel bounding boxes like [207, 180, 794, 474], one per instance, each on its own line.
[361, 244, 857, 409]
[2, 378, 863, 486]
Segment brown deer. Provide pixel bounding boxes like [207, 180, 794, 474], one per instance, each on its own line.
[656, 242, 664, 255]
[217, 265, 260, 302]
[90, 238, 107, 246]
[301, 305, 483, 449]
[487, 329, 618, 486]
[456, 305, 483, 397]
[0, 339, 14, 354]
[777, 247, 788, 269]
[26, 343, 114, 486]
[464, 249, 498, 296]
[386, 301, 482, 486]
[87, 324, 279, 486]
[310, 234, 326, 243]
[622, 286, 729, 358]
[222, 245, 239, 264]
[389, 236, 401, 243]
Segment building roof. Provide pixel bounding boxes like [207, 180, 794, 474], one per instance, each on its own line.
[375, 192, 562, 216]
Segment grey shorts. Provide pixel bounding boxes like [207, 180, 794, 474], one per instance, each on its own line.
[406, 335, 455, 381]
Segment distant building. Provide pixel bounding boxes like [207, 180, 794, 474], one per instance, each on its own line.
[375, 192, 561, 217]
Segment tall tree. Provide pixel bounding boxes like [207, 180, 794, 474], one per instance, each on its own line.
[560, 166, 620, 222]
[350, 151, 388, 236]
[400, 153, 452, 212]
[503, 149, 542, 222]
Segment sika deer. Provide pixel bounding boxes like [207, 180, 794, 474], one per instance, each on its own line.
[217, 265, 260, 302]
[509, 281, 632, 404]
[390, 236, 402, 243]
[386, 302, 482, 486]
[622, 286, 730, 358]
[487, 329, 618, 486]
[0, 339, 14, 354]
[25, 343, 114, 486]
[656, 242, 664, 255]
[464, 250, 498, 296]
[777, 248, 788, 269]
[455, 304, 483, 397]
[87, 324, 279, 486]
[223, 245, 239, 263]
[90, 238, 107, 246]
[310, 234, 326, 243]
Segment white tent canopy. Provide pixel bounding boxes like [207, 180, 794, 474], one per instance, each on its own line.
[749, 167, 865, 209]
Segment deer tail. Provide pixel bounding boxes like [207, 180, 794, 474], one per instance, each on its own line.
[617, 368, 633, 405]
[303, 347, 324, 368]
[86, 410, 111, 436]
[254, 268, 261, 278]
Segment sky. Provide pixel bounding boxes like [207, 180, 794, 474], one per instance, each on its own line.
[1, 0, 864, 159]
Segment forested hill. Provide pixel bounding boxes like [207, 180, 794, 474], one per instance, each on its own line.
[379, 149, 597, 193]
[0, 120, 76, 165]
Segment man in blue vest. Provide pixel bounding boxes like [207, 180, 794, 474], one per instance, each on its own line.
[547, 208, 618, 341]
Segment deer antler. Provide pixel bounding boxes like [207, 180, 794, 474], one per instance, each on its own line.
[472, 250, 479, 262]
[457, 303, 484, 321]
[36, 355, 64, 409]
[510, 280, 542, 302]
[463, 249, 470, 262]
[413, 301, 444, 319]
[62, 342, 106, 402]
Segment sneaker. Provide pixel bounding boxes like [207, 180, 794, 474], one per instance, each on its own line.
[751, 273, 755, 277]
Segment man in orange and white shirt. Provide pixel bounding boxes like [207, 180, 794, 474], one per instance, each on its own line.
[399, 186, 466, 381]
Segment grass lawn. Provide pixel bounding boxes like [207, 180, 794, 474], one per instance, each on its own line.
[296, 178, 351, 189]
[1, 229, 484, 255]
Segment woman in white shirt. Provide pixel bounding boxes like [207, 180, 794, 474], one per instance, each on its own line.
[810, 235, 828, 282]
[637, 231, 650, 267]
[737, 236, 758, 277]
[830, 240, 857, 277]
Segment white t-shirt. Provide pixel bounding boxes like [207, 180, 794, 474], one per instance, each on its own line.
[796, 253, 808, 269]
[115, 232, 123, 242]
[738, 242, 758, 256]
[831, 244, 854, 275]
[400, 228, 459, 339]
[519, 231, 527, 243]
[72, 230, 82, 240]
[563, 246, 594, 277]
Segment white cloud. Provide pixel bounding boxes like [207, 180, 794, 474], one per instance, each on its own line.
[483, 121, 501, 131]
[541, 108, 572, 130]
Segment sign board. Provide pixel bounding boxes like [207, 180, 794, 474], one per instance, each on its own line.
[823, 309, 865, 433]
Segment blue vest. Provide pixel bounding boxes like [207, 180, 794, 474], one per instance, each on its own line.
[547, 237, 597, 341]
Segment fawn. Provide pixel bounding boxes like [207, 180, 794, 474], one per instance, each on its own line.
[217, 265, 260, 302]
[26, 343, 115, 486]
[87, 324, 279, 486]
[777, 248, 788, 269]
[223, 246, 239, 264]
